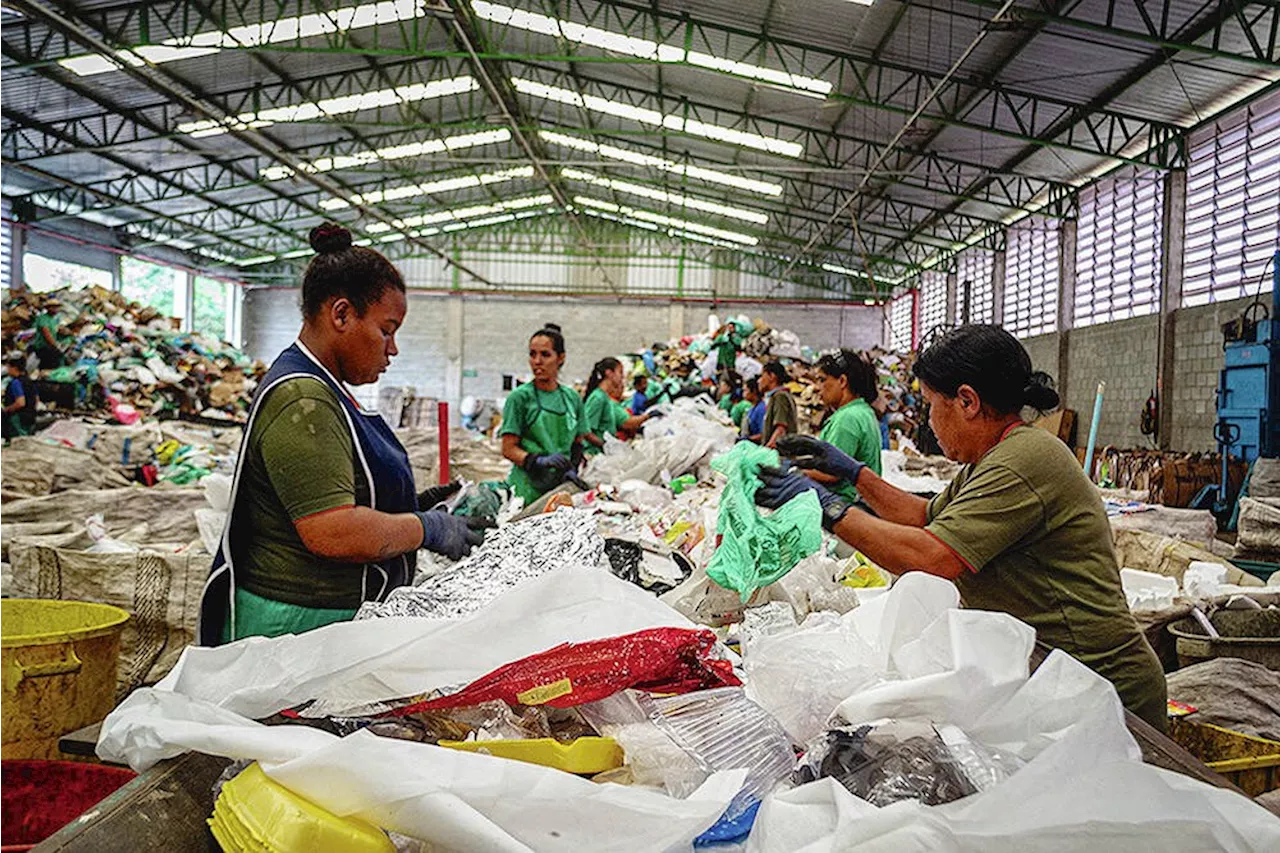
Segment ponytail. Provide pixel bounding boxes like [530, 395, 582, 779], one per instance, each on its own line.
[585, 356, 621, 400]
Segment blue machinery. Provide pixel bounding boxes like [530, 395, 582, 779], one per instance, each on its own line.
[1195, 250, 1280, 516]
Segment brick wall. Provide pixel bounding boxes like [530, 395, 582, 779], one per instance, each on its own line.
[1065, 315, 1160, 448]
[1019, 332, 1059, 375]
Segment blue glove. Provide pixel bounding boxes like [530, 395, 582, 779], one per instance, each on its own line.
[777, 435, 866, 486]
[523, 453, 571, 476]
[755, 465, 851, 531]
[417, 510, 485, 560]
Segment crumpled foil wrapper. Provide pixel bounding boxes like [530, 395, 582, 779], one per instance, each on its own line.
[356, 508, 607, 620]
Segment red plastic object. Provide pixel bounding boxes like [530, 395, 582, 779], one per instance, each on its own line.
[438, 400, 450, 484]
[1, 760, 136, 851]
[385, 627, 740, 716]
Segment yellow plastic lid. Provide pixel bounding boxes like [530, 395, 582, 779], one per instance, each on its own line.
[437, 736, 624, 775]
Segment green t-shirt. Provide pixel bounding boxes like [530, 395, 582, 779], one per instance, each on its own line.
[730, 399, 751, 431]
[819, 398, 883, 503]
[583, 386, 629, 455]
[33, 313, 64, 351]
[501, 381, 588, 503]
[925, 425, 1166, 729]
[231, 377, 371, 609]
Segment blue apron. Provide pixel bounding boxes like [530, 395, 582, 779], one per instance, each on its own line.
[197, 341, 417, 645]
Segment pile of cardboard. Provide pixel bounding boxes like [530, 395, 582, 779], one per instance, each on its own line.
[2, 286, 266, 423]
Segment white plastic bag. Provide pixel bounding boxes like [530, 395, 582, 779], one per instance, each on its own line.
[1120, 567, 1179, 611]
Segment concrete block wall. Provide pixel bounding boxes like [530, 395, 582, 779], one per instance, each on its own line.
[1169, 296, 1252, 452]
[1065, 315, 1160, 448]
[1019, 332, 1059, 375]
[243, 288, 884, 419]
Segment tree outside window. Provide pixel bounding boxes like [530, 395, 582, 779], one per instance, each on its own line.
[193, 276, 230, 341]
[121, 257, 185, 320]
[23, 254, 112, 292]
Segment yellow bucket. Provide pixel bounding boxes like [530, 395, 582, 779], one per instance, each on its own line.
[2, 599, 130, 759]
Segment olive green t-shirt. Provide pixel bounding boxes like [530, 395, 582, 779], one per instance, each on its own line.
[231, 377, 371, 609]
[583, 386, 629, 455]
[819, 398, 883, 503]
[926, 424, 1166, 729]
[762, 388, 798, 442]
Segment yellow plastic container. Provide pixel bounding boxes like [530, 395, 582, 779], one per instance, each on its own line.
[1169, 718, 1280, 797]
[209, 762, 394, 853]
[1, 599, 129, 759]
[438, 736, 624, 774]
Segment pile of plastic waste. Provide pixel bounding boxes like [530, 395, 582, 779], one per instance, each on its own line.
[2, 286, 266, 423]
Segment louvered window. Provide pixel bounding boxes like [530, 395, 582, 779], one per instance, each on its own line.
[888, 290, 916, 351]
[1004, 217, 1060, 337]
[955, 248, 994, 323]
[0, 198, 10, 292]
[918, 270, 949, 341]
[1074, 168, 1163, 326]
[1182, 94, 1280, 306]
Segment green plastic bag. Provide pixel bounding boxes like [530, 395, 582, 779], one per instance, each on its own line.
[706, 442, 823, 601]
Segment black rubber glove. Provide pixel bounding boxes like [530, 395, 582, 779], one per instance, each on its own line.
[416, 510, 484, 560]
[777, 435, 866, 486]
[417, 481, 463, 511]
[646, 408, 666, 420]
[755, 465, 852, 531]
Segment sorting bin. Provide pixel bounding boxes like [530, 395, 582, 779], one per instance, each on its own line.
[1, 600, 130, 759]
[0, 759, 136, 851]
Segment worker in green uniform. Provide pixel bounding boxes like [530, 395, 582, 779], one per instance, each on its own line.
[716, 372, 750, 428]
[501, 325, 596, 502]
[759, 325, 1168, 731]
[802, 349, 882, 503]
[581, 357, 660, 455]
[32, 301, 66, 369]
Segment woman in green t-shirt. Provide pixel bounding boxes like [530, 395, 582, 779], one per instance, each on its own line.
[582, 357, 660, 455]
[759, 326, 1167, 731]
[804, 349, 882, 503]
[500, 325, 597, 503]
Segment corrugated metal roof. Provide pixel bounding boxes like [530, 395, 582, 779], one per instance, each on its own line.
[1, 0, 1275, 285]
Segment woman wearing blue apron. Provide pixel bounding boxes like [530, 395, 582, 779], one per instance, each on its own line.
[500, 325, 596, 505]
[198, 224, 482, 645]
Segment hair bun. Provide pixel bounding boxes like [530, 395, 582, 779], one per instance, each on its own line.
[309, 222, 353, 254]
[543, 322, 562, 333]
[1023, 371, 1060, 412]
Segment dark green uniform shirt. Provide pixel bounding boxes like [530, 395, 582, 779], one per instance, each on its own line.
[501, 381, 589, 503]
[583, 386, 629, 455]
[231, 377, 371, 609]
[926, 424, 1167, 730]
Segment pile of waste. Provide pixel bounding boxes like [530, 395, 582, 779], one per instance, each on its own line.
[2, 286, 266, 423]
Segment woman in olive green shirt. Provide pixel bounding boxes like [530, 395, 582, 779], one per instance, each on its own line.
[762, 326, 1167, 731]
[582, 357, 659, 455]
[805, 349, 882, 504]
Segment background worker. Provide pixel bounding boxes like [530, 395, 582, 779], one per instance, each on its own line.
[32, 300, 65, 369]
[199, 223, 482, 645]
[3, 354, 39, 438]
[802, 349, 882, 502]
[582, 357, 661, 455]
[758, 361, 798, 449]
[741, 377, 765, 441]
[501, 325, 594, 502]
[760, 325, 1167, 730]
[629, 374, 650, 414]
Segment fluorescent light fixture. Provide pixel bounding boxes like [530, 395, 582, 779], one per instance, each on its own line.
[60, 0, 424, 76]
[178, 76, 478, 137]
[321, 166, 533, 210]
[261, 128, 511, 180]
[540, 130, 782, 197]
[366, 193, 554, 232]
[574, 196, 757, 245]
[514, 78, 803, 158]
[238, 254, 277, 266]
[560, 167, 768, 225]
[279, 248, 313, 259]
[196, 247, 239, 264]
[472, 1, 830, 98]
[821, 262, 860, 276]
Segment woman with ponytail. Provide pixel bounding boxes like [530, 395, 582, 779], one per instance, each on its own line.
[582, 357, 660, 455]
[757, 325, 1167, 730]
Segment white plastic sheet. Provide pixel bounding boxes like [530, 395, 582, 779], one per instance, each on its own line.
[744, 574, 1280, 852]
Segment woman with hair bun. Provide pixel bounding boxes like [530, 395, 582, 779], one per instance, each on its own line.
[581, 356, 661, 456]
[759, 325, 1167, 730]
[199, 223, 483, 645]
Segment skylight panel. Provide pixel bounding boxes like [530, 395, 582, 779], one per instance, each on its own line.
[560, 167, 768, 224]
[573, 196, 758, 245]
[320, 166, 533, 210]
[263, 129, 512, 181]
